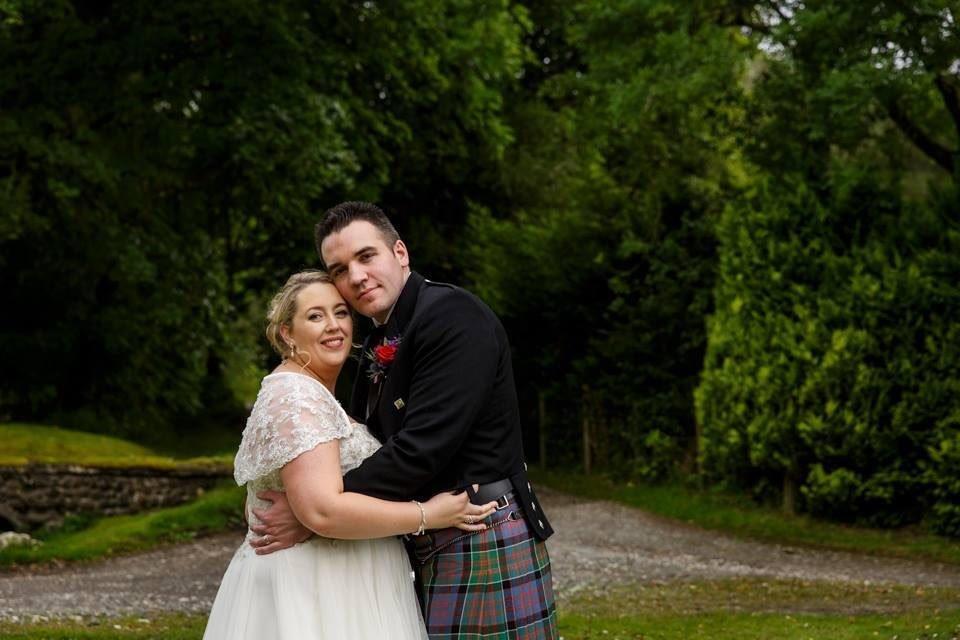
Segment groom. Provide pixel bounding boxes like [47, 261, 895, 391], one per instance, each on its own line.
[253, 201, 557, 638]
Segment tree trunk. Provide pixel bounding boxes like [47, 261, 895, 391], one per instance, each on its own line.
[538, 390, 548, 469]
[692, 417, 702, 474]
[885, 98, 955, 175]
[581, 385, 591, 475]
[782, 470, 798, 515]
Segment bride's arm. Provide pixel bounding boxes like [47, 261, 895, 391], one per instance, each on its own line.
[280, 441, 496, 540]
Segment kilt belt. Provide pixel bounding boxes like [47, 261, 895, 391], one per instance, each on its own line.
[411, 491, 558, 640]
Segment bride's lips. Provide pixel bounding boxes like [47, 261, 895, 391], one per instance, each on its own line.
[320, 336, 345, 350]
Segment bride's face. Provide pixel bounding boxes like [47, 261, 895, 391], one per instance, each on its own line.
[283, 282, 353, 373]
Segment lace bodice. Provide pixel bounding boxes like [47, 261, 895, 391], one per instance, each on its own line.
[234, 372, 381, 516]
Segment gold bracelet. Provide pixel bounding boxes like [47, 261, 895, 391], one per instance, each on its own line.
[412, 500, 426, 536]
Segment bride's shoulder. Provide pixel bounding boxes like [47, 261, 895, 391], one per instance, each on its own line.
[260, 371, 327, 396]
[234, 374, 350, 485]
[246, 373, 338, 421]
[242, 373, 349, 436]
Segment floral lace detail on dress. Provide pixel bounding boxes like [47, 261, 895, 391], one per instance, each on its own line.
[233, 372, 355, 486]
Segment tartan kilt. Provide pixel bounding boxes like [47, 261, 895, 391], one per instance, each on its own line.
[411, 500, 558, 640]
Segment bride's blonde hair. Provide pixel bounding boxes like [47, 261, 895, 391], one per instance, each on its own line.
[265, 270, 335, 358]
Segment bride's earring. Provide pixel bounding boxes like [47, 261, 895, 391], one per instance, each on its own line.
[288, 342, 297, 360]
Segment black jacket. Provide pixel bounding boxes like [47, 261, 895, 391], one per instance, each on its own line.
[342, 272, 553, 540]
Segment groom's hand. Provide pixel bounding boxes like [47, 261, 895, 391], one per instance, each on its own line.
[249, 489, 312, 555]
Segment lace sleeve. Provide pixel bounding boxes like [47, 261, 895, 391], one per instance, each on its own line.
[233, 374, 352, 485]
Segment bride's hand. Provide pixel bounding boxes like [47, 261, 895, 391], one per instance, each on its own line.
[422, 485, 499, 532]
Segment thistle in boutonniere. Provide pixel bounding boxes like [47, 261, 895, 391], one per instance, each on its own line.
[366, 336, 401, 383]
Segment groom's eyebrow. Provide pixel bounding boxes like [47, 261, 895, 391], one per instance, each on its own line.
[327, 246, 377, 272]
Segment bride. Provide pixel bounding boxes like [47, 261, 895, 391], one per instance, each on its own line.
[203, 270, 497, 640]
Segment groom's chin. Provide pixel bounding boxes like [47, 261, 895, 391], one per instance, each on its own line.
[354, 299, 380, 320]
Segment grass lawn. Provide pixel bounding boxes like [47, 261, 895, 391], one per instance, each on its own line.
[2, 589, 958, 639]
[559, 608, 960, 639]
[0, 423, 233, 469]
[0, 483, 245, 567]
[532, 469, 960, 566]
[0, 615, 207, 639]
[564, 579, 960, 617]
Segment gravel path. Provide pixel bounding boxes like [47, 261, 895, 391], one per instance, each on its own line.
[543, 489, 960, 599]
[2, 487, 959, 619]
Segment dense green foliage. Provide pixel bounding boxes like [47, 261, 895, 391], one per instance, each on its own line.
[468, 1, 743, 476]
[2, 0, 959, 533]
[0, 0, 524, 438]
[697, 179, 960, 532]
[693, 0, 960, 531]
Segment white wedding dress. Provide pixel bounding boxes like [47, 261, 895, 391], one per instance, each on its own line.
[203, 372, 427, 640]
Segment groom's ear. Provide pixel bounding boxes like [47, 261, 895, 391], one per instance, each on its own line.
[392, 239, 410, 268]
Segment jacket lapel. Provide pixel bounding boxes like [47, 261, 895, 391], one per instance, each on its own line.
[384, 271, 424, 341]
[362, 272, 424, 437]
[349, 331, 376, 419]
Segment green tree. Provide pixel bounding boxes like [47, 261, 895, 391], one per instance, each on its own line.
[696, 0, 960, 531]
[697, 176, 960, 530]
[468, 0, 748, 476]
[723, 0, 960, 182]
[0, 0, 527, 438]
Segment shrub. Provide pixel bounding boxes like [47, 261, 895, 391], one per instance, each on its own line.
[697, 176, 960, 532]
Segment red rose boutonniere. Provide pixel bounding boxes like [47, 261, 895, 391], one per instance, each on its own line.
[366, 336, 401, 383]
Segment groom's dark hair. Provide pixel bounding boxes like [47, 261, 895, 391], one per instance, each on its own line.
[315, 201, 401, 267]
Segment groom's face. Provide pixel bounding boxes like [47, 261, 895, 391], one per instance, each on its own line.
[321, 220, 410, 324]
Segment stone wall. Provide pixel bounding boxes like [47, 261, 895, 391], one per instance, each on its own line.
[0, 464, 233, 532]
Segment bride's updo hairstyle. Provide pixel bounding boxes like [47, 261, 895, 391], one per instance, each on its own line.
[265, 270, 336, 359]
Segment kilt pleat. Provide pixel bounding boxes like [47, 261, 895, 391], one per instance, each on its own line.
[413, 507, 558, 640]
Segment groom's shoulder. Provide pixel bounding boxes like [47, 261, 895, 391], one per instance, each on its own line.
[418, 278, 498, 324]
